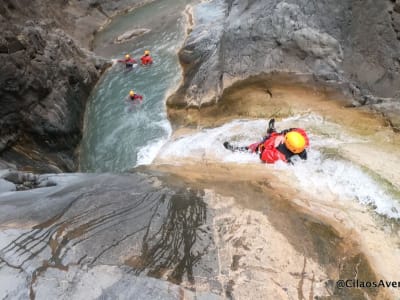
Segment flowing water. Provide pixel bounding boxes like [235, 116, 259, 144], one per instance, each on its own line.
[80, 0, 194, 172]
[2, 1, 400, 299]
[156, 115, 400, 219]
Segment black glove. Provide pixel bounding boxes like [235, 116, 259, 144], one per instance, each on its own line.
[298, 150, 307, 160]
[267, 119, 276, 134]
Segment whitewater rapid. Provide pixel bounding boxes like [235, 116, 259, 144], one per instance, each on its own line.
[156, 114, 400, 219]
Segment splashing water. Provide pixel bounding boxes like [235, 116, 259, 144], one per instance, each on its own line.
[157, 115, 400, 219]
[291, 150, 400, 219]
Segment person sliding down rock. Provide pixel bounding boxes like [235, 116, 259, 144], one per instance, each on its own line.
[224, 119, 310, 164]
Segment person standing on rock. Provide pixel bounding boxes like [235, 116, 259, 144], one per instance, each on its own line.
[118, 54, 137, 69]
[140, 50, 153, 65]
[224, 119, 310, 164]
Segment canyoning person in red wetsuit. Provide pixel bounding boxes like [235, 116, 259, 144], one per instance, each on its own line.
[251, 128, 309, 163]
[118, 54, 137, 69]
[127, 90, 143, 103]
[140, 50, 153, 65]
[224, 119, 310, 164]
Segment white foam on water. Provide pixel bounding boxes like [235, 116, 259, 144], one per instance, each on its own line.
[136, 119, 172, 166]
[158, 113, 360, 164]
[158, 119, 267, 164]
[291, 149, 400, 218]
[137, 138, 169, 166]
[278, 116, 400, 219]
[157, 114, 350, 162]
[158, 115, 400, 219]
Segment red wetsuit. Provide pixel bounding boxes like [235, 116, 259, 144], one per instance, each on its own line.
[248, 128, 309, 163]
[118, 58, 137, 67]
[129, 94, 143, 101]
[140, 55, 153, 65]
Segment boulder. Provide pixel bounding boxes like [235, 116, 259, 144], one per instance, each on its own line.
[114, 28, 151, 44]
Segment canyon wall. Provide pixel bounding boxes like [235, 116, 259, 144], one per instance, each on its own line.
[169, 0, 400, 130]
[0, 0, 145, 172]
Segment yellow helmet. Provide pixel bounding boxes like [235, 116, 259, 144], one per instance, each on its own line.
[125, 54, 130, 59]
[144, 50, 150, 55]
[129, 90, 135, 97]
[284, 131, 306, 154]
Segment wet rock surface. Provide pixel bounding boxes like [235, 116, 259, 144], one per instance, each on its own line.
[0, 168, 392, 299]
[0, 172, 215, 299]
[169, 0, 400, 127]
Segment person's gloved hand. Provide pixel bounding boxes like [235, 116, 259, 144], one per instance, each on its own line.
[267, 119, 276, 134]
[257, 143, 265, 155]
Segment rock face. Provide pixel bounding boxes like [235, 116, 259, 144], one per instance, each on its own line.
[0, 170, 389, 299]
[0, 0, 145, 172]
[0, 21, 106, 172]
[168, 0, 400, 128]
[0, 0, 149, 48]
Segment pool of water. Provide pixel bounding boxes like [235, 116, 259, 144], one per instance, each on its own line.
[80, 0, 195, 172]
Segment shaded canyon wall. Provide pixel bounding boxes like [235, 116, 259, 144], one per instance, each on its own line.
[0, 0, 147, 172]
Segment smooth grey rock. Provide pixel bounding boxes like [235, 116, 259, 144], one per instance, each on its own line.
[168, 0, 227, 107]
[170, 0, 400, 129]
[0, 172, 219, 298]
[114, 28, 151, 43]
[0, 178, 16, 193]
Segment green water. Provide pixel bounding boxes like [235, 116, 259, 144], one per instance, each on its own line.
[80, 0, 193, 172]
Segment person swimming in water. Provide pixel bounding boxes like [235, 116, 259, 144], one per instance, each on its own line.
[118, 54, 137, 69]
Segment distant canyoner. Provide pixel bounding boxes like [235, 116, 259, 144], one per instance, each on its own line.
[80, 0, 196, 172]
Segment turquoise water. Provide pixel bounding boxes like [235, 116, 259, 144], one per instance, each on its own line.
[80, 0, 193, 172]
